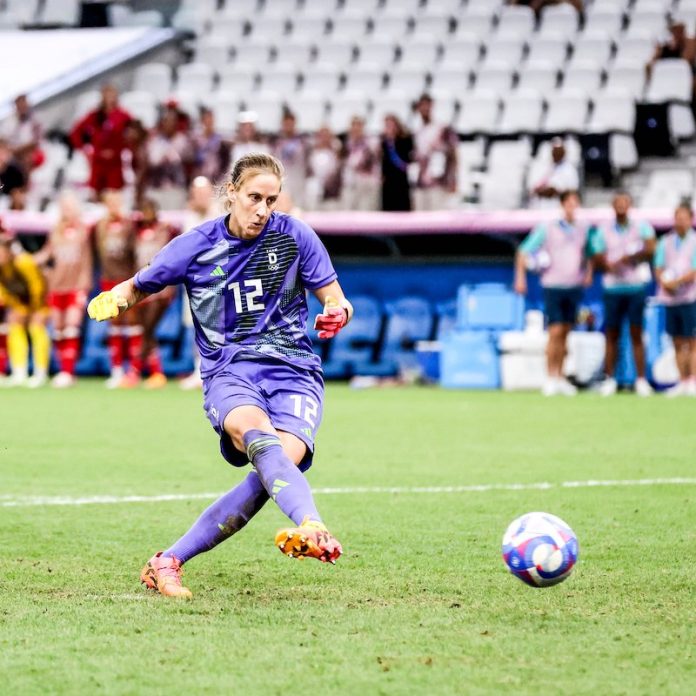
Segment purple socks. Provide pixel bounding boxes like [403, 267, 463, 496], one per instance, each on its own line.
[162, 429, 321, 565]
[163, 470, 269, 563]
[243, 429, 322, 526]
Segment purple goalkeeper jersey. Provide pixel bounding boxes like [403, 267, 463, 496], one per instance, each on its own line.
[134, 212, 337, 377]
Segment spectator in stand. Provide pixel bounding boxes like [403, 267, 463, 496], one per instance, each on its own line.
[272, 110, 309, 209]
[0, 217, 9, 381]
[412, 94, 458, 211]
[123, 119, 149, 207]
[0, 94, 43, 180]
[192, 107, 229, 184]
[381, 114, 414, 212]
[0, 138, 27, 210]
[93, 189, 137, 388]
[179, 176, 224, 391]
[144, 108, 193, 210]
[306, 126, 342, 210]
[528, 138, 580, 209]
[38, 192, 93, 388]
[647, 21, 696, 110]
[591, 192, 655, 397]
[70, 84, 132, 197]
[514, 190, 594, 397]
[0, 232, 51, 388]
[654, 203, 696, 397]
[133, 198, 175, 389]
[341, 115, 380, 211]
[229, 112, 269, 163]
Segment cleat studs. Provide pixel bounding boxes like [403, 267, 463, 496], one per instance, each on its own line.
[288, 552, 293, 558]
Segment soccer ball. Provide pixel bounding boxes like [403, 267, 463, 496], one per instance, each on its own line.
[502, 512, 578, 588]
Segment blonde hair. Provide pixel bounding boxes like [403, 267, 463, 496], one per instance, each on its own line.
[223, 152, 284, 211]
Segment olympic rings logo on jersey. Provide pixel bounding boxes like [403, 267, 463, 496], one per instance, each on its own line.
[267, 249, 279, 271]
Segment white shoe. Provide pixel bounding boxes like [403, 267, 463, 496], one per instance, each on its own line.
[557, 379, 578, 396]
[634, 377, 653, 397]
[26, 374, 48, 389]
[51, 371, 76, 389]
[179, 372, 203, 390]
[687, 380, 696, 397]
[542, 379, 558, 396]
[598, 377, 617, 397]
[665, 381, 688, 398]
[105, 367, 125, 389]
[4, 371, 28, 387]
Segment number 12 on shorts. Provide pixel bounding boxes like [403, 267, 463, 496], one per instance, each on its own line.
[289, 394, 318, 428]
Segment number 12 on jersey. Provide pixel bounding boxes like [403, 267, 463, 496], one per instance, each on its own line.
[289, 394, 319, 427]
[228, 279, 265, 313]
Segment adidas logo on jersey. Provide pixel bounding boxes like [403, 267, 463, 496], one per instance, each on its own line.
[210, 265, 225, 277]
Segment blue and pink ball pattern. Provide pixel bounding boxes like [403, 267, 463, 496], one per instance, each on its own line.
[502, 512, 579, 588]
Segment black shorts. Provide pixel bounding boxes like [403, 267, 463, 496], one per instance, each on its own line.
[665, 301, 696, 338]
[603, 290, 646, 331]
[543, 287, 583, 325]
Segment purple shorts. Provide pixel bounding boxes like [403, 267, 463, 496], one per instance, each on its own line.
[202, 354, 325, 471]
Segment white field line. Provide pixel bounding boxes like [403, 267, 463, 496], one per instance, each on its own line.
[1, 478, 696, 508]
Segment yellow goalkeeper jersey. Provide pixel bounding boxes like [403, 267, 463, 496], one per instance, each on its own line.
[0, 251, 47, 312]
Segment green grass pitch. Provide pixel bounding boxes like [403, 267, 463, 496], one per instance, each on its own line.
[1, 383, 695, 695]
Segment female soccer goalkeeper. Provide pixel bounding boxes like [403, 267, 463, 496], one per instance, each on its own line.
[88, 153, 352, 598]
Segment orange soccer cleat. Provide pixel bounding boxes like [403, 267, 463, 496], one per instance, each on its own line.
[143, 372, 167, 389]
[275, 517, 342, 564]
[140, 552, 192, 599]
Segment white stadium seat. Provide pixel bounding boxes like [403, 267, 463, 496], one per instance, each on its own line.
[387, 67, 428, 96]
[587, 92, 636, 133]
[440, 39, 481, 72]
[288, 16, 330, 43]
[247, 16, 288, 41]
[411, 14, 452, 41]
[517, 63, 560, 95]
[259, 66, 301, 94]
[583, 7, 624, 39]
[561, 63, 604, 95]
[221, 0, 259, 18]
[481, 36, 526, 69]
[645, 59, 692, 102]
[478, 168, 525, 210]
[625, 11, 668, 39]
[612, 34, 655, 68]
[497, 91, 544, 135]
[452, 10, 494, 39]
[369, 16, 411, 42]
[209, 92, 242, 135]
[119, 91, 159, 129]
[218, 64, 257, 96]
[274, 43, 314, 67]
[455, 92, 500, 135]
[397, 40, 440, 69]
[569, 35, 613, 69]
[177, 63, 216, 96]
[526, 38, 569, 67]
[328, 93, 370, 132]
[543, 92, 589, 133]
[132, 63, 173, 102]
[604, 65, 646, 100]
[356, 41, 397, 68]
[538, 3, 580, 40]
[344, 64, 387, 93]
[292, 93, 328, 132]
[495, 5, 535, 39]
[245, 93, 285, 132]
[301, 65, 343, 95]
[316, 42, 356, 68]
[195, 37, 231, 66]
[430, 69, 470, 96]
[487, 139, 532, 171]
[39, 0, 80, 26]
[207, 18, 248, 44]
[329, 14, 370, 41]
[370, 93, 413, 126]
[473, 62, 515, 96]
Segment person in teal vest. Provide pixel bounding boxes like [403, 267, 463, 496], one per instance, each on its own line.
[590, 191, 655, 396]
[654, 203, 696, 397]
[515, 190, 594, 396]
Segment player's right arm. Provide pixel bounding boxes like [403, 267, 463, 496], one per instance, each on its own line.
[87, 276, 149, 321]
[514, 224, 546, 295]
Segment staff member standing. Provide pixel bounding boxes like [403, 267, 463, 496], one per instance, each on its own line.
[514, 190, 593, 396]
[591, 192, 655, 397]
[654, 203, 696, 397]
